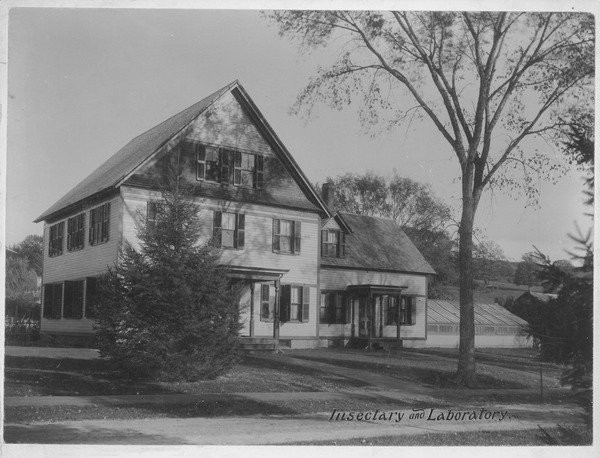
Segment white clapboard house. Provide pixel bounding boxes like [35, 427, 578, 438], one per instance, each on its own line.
[35, 81, 435, 349]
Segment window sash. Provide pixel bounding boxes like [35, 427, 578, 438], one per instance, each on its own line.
[89, 203, 110, 245]
[67, 214, 84, 251]
[63, 280, 84, 319]
[273, 219, 301, 254]
[49, 222, 64, 257]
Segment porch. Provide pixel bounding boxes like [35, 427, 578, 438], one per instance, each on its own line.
[343, 284, 409, 348]
[228, 266, 288, 348]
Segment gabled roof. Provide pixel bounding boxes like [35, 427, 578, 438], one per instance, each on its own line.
[321, 212, 436, 275]
[428, 300, 528, 327]
[35, 81, 332, 223]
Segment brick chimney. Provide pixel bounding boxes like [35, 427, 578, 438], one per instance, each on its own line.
[321, 180, 335, 208]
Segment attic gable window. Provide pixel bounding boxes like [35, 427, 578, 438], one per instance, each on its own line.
[49, 222, 64, 257]
[196, 145, 220, 182]
[321, 229, 345, 258]
[192, 141, 264, 188]
[89, 202, 110, 245]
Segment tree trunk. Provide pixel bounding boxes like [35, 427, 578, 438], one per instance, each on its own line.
[456, 170, 478, 387]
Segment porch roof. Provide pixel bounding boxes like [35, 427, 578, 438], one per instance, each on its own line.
[226, 266, 289, 281]
[345, 284, 408, 296]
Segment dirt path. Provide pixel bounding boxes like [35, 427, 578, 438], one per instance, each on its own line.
[4, 403, 584, 444]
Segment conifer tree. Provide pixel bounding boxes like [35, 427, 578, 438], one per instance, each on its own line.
[94, 171, 242, 381]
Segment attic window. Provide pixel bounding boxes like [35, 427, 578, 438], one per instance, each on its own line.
[321, 229, 345, 258]
[192, 141, 264, 188]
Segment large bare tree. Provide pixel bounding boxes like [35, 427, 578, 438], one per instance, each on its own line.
[266, 11, 594, 385]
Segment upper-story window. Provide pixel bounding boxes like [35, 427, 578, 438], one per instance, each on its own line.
[49, 222, 64, 257]
[192, 141, 264, 189]
[321, 229, 345, 257]
[89, 202, 110, 245]
[273, 219, 301, 254]
[213, 211, 245, 249]
[67, 213, 85, 251]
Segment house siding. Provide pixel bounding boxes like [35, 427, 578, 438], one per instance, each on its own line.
[125, 90, 316, 212]
[121, 186, 320, 338]
[40, 194, 121, 336]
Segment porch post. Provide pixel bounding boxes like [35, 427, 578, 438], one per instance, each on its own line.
[249, 282, 255, 337]
[379, 296, 384, 338]
[367, 289, 372, 350]
[273, 278, 280, 348]
[351, 298, 355, 338]
[396, 295, 402, 342]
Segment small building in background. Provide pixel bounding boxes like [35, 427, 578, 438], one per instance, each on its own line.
[419, 299, 531, 348]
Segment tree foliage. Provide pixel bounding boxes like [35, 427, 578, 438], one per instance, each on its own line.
[9, 234, 43, 276]
[322, 171, 456, 283]
[93, 174, 242, 381]
[267, 10, 593, 386]
[513, 252, 542, 286]
[528, 233, 593, 426]
[5, 257, 38, 301]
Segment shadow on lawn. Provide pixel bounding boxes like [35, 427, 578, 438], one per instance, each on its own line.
[241, 354, 370, 389]
[286, 353, 528, 389]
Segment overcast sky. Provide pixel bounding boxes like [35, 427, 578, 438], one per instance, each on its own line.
[6, 7, 591, 261]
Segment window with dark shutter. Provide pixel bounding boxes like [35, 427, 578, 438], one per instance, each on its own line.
[195, 143, 206, 180]
[322, 229, 344, 257]
[204, 146, 220, 182]
[280, 285, 292, 322]
[260, 284, 275, 321]
[272, 219, 280, 252]
[254, 155, 264, 189]
[43, 283, 63, 319]
[236, 214, 245, 249]
[85, 277, 98, 318]
[63, 280, 84, 319]
[409, 297, 417, 325]
[213, 211, 222, 246]
[400, 297, 415, 325]
[89, 203, 110, 245]
[214, 211, 244, 250]
[273, 219, 301, 254]
[49, 222, 64, 257]
[219, 149, 232, 184]
[301, 286, 310, 322]
[67, 214, 84, 251]
[147, 202, 163, 228]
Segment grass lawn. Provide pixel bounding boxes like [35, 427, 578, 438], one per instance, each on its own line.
[294, 426, 592, 446]
[287, 346, 564, 391]
[4, 352, 366, 397]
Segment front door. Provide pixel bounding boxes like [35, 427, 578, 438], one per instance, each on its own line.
[358, 297, 369, 338]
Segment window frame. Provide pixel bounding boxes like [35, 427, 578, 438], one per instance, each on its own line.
[67, 213, 85, 251]
[321, 229, 345, 258]
[89, 202, 110, 246]
[272, 219, 301, 255]
[43, 283, 63, 319]
[48, 221, 64, 257]
[259, 283, 275, 322]
[63, 279, 85, 319]
[213, 211, 245, 250]
[320, 291, 349, 324]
